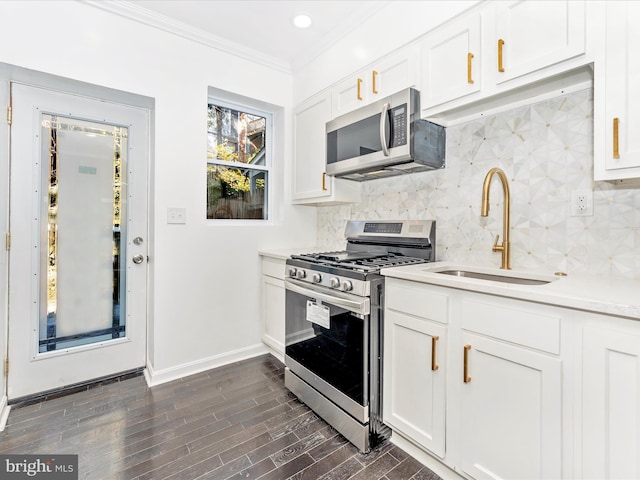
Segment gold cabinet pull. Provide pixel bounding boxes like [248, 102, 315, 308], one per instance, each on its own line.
[498, 39, 505, 72]
[357, 78, 363, 101]
[431, 335, 440, 371]
[372, 70, 379, 94]
[463, 344, 472, 383]
[613, 117, 620, 159]
[467, 52, 475, 84]
[322, 172, 328, 191]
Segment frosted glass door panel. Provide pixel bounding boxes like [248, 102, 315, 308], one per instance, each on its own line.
[39, 115, 127, 352]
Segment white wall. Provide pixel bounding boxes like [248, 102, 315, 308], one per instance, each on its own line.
[0, 1, 317, 384]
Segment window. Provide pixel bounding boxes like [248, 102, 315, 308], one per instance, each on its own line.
[206, 101, 270, 220]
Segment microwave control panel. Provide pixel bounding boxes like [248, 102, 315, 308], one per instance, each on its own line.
[391, 104, 408, 147]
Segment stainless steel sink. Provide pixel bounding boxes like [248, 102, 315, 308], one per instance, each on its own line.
[436, 269, 553, 286]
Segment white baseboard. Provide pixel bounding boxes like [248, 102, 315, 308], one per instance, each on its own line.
[389, 431, 464, 480]
[144, 343, 270, 387]
[0, 396, 10, 431]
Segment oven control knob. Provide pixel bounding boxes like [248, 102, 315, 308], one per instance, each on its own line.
[329, 277, 340, 288]
[288, 268, 297, 278]
[296, 269, 307, 279]
[312, 273, 322, 283]
[342, 280, 353, 292]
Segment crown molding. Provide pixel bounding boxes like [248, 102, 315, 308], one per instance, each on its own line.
[81, 0, 293, 74]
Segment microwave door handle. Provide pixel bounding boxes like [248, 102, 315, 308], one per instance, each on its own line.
[380, 102, 390, 156]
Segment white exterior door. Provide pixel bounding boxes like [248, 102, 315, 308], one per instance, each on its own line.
[7, 83, 148, 400]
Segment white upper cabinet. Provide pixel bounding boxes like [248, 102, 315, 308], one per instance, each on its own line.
[292, 91, 361, 204]
[421, 0, 589, 120]
[493, 0, 586, 85]
[420, 13, 482, 110]
[594, 1, 640, 181]
[332, 47, 419, 117]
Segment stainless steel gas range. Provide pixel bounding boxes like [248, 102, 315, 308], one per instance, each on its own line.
[284, 220, 436, 453]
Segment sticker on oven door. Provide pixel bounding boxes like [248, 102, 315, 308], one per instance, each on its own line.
[306, 300, 330, 329]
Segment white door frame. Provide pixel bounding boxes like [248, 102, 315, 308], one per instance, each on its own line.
[6, 79, 151, 407]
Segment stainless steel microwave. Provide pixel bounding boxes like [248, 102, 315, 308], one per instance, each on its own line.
[326, 88, 445, 181]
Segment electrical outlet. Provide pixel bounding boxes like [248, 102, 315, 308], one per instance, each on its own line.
[167, 207, 186, 224]
[570, 190, 593, 217]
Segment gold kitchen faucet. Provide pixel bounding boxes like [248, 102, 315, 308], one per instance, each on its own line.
[481, 167, 511, 270]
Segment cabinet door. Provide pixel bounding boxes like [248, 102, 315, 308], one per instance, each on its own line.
[372, 47, 418, 102]
[292, 91, 332, 200]
[460, 333, 562, 480]
[494, 0, 585, 84]
[420, 13, 481, 110]
[582, 325, 640, 479]
[383, 309, 446, 458]
[332, 49, 418, 117]
[262, 275, 285, 356]
[602, 1, 640, 173]
[332, 74, 364, 118]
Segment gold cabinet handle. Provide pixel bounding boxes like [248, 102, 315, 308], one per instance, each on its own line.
[467, 53, 475, 84]
[322, 172, 328, 191]
[372, 70, 378, 94]
[498, 39, 505, 73]
[357, 78, 363, 101]
[463, 344, 472, 383]
[613, 117, 620, 159]
[431, 335, 440, 371]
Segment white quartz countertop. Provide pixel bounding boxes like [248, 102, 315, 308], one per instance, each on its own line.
[381, 262, 640, 320]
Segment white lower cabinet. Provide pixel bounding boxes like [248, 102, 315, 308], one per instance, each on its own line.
[384, 279, 564, 479]
[581, 320, 640, 479]
[385, 278, 640, 479]
[260, 256, 286, 357]
[459, 332, 562, 480]
[384, 309, 447, 458]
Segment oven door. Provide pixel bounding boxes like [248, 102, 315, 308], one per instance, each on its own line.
[284, 278, 370, 423]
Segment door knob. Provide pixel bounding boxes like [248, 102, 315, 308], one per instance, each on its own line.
[132, 254, 145, 264]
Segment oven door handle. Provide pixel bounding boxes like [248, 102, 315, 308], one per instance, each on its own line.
[285, 279, 370, 316]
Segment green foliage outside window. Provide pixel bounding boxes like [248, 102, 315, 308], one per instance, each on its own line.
[206, 104, 268, 219]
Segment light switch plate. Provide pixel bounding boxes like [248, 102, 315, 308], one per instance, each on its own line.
[167, 207, 186, 224]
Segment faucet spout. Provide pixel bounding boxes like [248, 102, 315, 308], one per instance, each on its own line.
[481, 167, 511, 270]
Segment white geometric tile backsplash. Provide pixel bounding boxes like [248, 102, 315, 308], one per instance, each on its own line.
[317, 88, 640, 279]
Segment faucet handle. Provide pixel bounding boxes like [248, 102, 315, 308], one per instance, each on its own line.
[492, 234, 504, 252]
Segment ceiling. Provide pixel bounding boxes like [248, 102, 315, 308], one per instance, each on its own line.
[113, 1, 391, 72]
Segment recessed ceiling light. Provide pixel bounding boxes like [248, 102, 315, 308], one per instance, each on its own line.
[292, 14, 312, 29]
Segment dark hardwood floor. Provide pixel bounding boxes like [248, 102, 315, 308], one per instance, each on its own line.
[0, 354, 441, 480]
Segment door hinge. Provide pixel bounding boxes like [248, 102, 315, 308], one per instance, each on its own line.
[4, 358, 8, 377]
[7, 105, 11, 125]
[5, 232, 9, 251]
